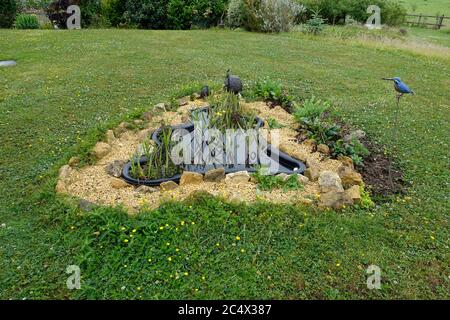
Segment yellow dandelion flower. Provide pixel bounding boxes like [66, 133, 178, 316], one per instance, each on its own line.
[137, 287, 142, 291]
[184, 272, 189, 276]
[132, 229, 137, 233]
[120, 227, 126, 231]
[430, 235, 435, 240]
[124, 239, 129, 243]
[176, 248, 180, 252]
[202, 276, 206, 281]
[165, 224, 169, 227]
[216, 243, 220, 247]
[191, 221, 195, 225]
[148, 258, 152, 262]
[180, 221, 185, 226]
[159, 226, 164, 230]
[168, 257, 172, 262]
[166, 242, 170, 246]
[240, 249, 245, 253]
[336, 262, 341, 267]
[70, 226, 75, 230]
[235, 236, 241, 241]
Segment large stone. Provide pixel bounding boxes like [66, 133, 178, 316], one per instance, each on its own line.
[225, 171, 250, 183]
[180, 171, 204, 185]
[318, 191, 353, 210]
[135, 185, 158, 194]
[337, 155, 354, 169]
[279, 142, 309, 162]
[153, 103, 166, 113]
[297, 174, 310, 184]
[115, 122, 132, 135]
[345, 185, 361, 204]
[160, 181, 179, 191]
[58, 165, 73, 180]
[142, 111, 153, 122]
[55, 180, 67, 193]
[304, 167, 320, 182]
[317, 144, 330, 155]
[110, 178, 130, 189]
[204, 168, 226, 182]
[306, 156, 319, 168]
[276, 173, 290, 181]
[318, 171, 344, 193]
[105, 130, 115, 144]
[344, 129, 366, 143]
[338, 165, 363, 188]
[92, 142, 111, 159]
[68, 156, 80, 167]
[105, 160, 125, 178]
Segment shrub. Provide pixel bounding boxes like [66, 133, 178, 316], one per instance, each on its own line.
[102, 0, 127, 27]
[304, 11, 326, 35]
[0, 0, 17, 28]
[227, 0, 304, 32]
[227, 0, 245, 28]
[46, 0, 102, 28]
[124, 0, 167, 29]
[15, 13, 40, 29]
[257, 0, 305, 32]
[300, 0, 406, 26]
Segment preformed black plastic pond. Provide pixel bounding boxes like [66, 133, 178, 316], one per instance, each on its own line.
[122, 107, 306, 186]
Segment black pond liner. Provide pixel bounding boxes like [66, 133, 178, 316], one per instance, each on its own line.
[122, 108, 306, 186]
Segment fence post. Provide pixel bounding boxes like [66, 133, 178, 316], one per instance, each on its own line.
[417, 14, 422, 27]
[438, 15, 444, 29]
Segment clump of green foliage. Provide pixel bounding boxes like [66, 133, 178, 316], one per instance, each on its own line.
[267, 118, 285, 129]
[0, 0, 17, 28]
[253, 79, 295, 112]
[208, 92, 256, 132]
[304, 11, 326, 35]
[14, 14, 40, 29]
[357, 185, 375, 209]
[294, 97, 369, 166]
[130, 126, 181, 180]
[253, 168, 304, 191]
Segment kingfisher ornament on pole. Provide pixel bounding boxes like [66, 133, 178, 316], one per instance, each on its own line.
[382, 77, 415, 188]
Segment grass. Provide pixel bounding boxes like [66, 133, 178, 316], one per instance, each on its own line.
[0, 28, 449, 299]
[398, 0, 450, 16]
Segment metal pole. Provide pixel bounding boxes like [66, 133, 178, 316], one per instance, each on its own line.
[388, 95, 401, 189]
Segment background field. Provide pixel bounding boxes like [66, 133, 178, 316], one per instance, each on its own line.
[398, 0, 450, 16]
[0, 28, 449, 299]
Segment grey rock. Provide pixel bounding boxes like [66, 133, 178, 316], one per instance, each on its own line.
[344, 129, 366, 143]
[105, 160, 125, 178]
[318, 171, 344, 193]
[204, 168, 226, 182]
[135, 185, 158, 194]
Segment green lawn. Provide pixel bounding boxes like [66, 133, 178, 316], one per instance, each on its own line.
[0, 29, 449, 299]
[398, 0, 450, 16]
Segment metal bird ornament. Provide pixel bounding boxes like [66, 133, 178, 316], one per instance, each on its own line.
[382, 77, 415, 97]
[224, 69, 243, 94]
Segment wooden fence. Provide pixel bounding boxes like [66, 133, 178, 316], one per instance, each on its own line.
[405, 14, 449, 29]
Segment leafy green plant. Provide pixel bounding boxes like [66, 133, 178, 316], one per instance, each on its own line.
[129, 126, 180, 180]
[332, 139, 369, 166]
[267, 118, 284, 129]
[254, 79, 294, 110]
[358, 185, 375, 209]
[15, 14, 40, 29]
[253, 168, 303, 191]
[294, 96, 330, 121]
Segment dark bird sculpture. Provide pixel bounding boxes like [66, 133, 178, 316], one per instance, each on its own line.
[199, 86, 210, 99]
[224, 69, 243, 94]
